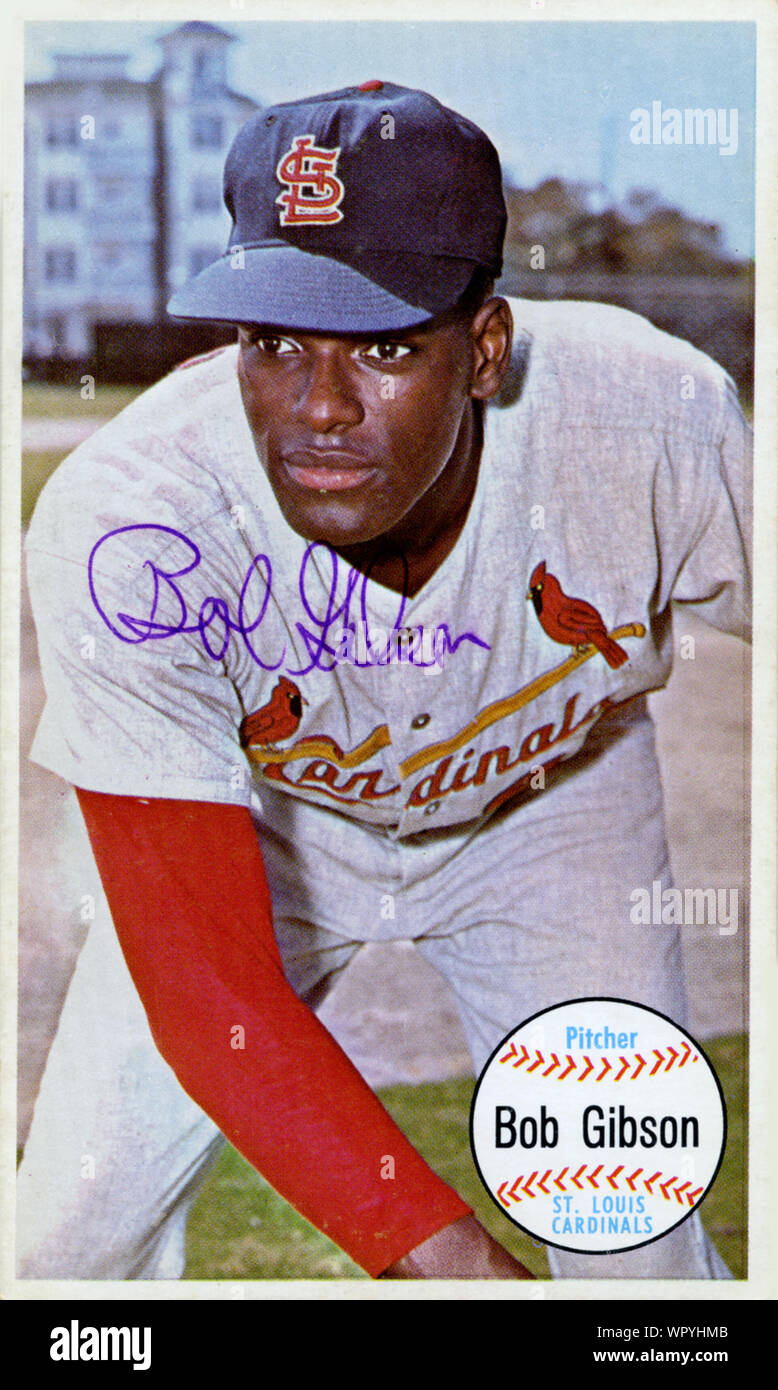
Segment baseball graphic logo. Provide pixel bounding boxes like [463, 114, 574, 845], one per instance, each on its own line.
[470, 999, 726, 1254]
[276, 134, 345, 225]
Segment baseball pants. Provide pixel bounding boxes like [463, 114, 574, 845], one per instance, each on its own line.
[16, 700, 732, 1280]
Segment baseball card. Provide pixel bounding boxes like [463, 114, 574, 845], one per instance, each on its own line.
[2, 0, 776, 1340]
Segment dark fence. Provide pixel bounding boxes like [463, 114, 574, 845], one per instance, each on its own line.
[93, 320, 238, 384]
[23, 321, 237, 387]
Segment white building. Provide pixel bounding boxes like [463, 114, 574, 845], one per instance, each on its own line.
[24, 22, 257, 361]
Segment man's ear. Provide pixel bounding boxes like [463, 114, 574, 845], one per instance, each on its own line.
[469, 297, 513, 401]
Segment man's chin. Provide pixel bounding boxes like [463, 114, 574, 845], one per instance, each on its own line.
[275, 494, 388, 551]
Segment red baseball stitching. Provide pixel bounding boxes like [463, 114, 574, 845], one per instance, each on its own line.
[497, 1040, 697, 1078]
[496, 1166, 703, 1208]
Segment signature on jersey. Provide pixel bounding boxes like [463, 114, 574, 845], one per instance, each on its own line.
[87, 523, 490, 676]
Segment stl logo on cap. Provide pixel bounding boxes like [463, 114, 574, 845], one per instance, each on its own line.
[275, 134, 345, 226]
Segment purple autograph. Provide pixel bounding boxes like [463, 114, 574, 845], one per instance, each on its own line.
[87, 524, 490, 676]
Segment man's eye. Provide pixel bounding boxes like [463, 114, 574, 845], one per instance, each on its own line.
[362, 342, 412, 362]
[247, 334, 298, 356]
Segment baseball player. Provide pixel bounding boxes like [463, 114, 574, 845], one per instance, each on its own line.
[18, 82, 750, 1281]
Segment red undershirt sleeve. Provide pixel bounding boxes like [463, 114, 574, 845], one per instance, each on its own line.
[74, 788, 471, 1277]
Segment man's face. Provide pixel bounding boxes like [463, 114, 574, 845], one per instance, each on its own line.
[236, 311, 480, 550]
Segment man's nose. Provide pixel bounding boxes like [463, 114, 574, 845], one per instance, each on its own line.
[295, 351, 364, 432]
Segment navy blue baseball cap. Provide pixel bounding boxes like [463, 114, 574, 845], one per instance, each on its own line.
[166, 81, 506, 333]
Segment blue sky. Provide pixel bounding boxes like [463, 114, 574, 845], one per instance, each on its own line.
[25, 20, 756, 257]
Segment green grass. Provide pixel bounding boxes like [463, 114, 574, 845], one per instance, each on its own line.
[22, 382, 140, 419]
[184, 1033, 747, 1282]
[185, 1147, 365, 1280]
[22, 450, 69, 526]
[20, 384, 144, 526]
[695, 1033, 748, 1278]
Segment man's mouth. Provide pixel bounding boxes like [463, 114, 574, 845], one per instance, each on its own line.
[282, 450, 379, 493]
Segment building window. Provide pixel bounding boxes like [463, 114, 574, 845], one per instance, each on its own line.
[44, 249, 77, 282]
[189, 247, 219, 277]
[46, 115, 79, 147]
[98, 243, 122, 267]
[97, 176, 126, 203]
[191, 178, 221, 213]
[46, 315, 66, 349]
[45, 178, 78, 212]
[193, 50, 225, 93]
[191, 114, 223, 149]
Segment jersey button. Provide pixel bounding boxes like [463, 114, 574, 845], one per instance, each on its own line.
[411, 713, 430, 730]
[424, 800, 440, 815]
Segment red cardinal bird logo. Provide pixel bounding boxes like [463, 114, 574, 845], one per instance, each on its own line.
[527, 562, 629, 669]
[240, 677, 308, 748]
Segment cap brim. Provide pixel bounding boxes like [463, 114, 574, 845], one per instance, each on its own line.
[166, 243, 478, 333]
